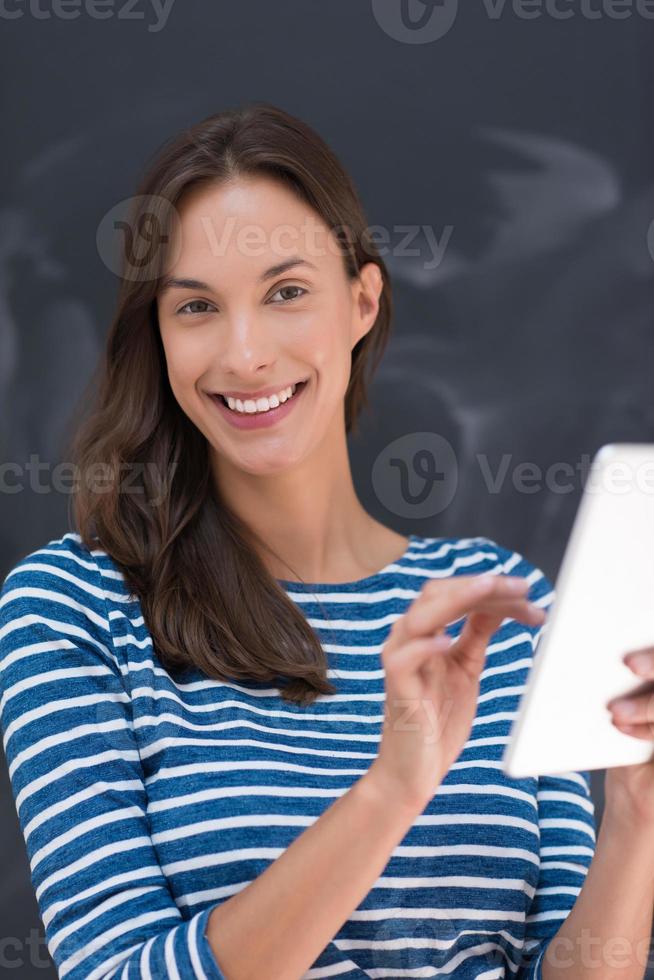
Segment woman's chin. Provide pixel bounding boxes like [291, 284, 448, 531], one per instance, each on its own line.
[216, 446, 308, 477]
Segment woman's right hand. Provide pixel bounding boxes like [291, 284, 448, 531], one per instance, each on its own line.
[367, 572, 547, 812]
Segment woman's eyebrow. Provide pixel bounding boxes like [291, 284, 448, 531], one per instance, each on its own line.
[259, 257, 318, 282]
[160, 257, 318, 294]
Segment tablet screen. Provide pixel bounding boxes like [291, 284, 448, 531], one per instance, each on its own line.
[502, 443, 654, 778]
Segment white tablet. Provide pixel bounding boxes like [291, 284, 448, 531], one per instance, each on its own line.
[502, 443, 654, 778]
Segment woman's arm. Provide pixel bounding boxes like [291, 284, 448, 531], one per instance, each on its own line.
[0, 539, 432, 980]
[206, 763, 425, 980]
[0, 549, 230, 980]
[540, 801, 654, 979]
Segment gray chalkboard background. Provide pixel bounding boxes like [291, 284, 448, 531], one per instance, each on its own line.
[1, 2, 653, 975]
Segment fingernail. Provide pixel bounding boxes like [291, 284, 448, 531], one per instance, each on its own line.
[628, 654, 652, 675]
[611, 699, 636, 717]
[506, 577, 529, 591]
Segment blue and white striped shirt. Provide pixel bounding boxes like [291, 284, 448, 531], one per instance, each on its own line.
[0, 531, 595, 979]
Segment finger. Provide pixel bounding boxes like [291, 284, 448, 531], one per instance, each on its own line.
[623, 648, 654, 678]
[608, 689, 654, 726]
[449, 610, 507, 678]
[449, 600, 545, 654]
[437, 599, 546, 680]
[499, 601, 547, 627]
[450, 596, 547, 625]
[394, 575, 498, 643]
[610, 719, 654, 740]
[383, 633, 452, 681]
[395, 574, 531, 646]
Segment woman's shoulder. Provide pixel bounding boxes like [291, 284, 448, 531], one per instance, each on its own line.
[414, 533, 550, 576]
[473, 535, 555, 601]
[0, 531, 128, 642]
[411, 533, 555, 612]
[2, 530, 112, 590]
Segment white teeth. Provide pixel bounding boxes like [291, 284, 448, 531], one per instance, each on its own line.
[223, 382, 301, 414]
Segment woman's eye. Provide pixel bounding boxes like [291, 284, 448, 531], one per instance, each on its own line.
[269, 285, 307, 304]
[176, 299, 215, 316]
[174, 286, 306, 316]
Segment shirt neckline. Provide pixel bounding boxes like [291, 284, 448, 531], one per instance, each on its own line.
[276, 534, 421, 591]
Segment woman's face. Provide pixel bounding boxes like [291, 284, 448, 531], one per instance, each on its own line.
[156, 175, 382, 477]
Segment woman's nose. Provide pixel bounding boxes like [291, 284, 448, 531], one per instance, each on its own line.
[218, 314, 277, 373]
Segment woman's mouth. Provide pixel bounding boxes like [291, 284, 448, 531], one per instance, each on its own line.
[207, 379, 309, 430]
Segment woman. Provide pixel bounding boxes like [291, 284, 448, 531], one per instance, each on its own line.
[0, 102, 653, 980]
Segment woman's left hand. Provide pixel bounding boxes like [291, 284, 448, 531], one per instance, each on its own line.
[605, 645, 654, 823]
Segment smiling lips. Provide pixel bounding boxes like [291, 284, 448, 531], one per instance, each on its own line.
[219, 380, 304, 414]
[217, 377, 309, 404]
[209, 378, 309, 430]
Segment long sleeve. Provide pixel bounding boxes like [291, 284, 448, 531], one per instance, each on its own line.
[518, 769, 596, 979]
[494, 542, 597, 979]
[0, 546, 226, 980]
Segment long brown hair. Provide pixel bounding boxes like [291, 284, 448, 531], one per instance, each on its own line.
[67, 102, 393, 707]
